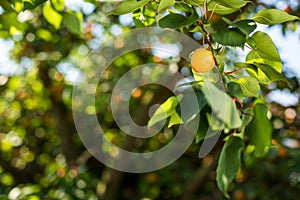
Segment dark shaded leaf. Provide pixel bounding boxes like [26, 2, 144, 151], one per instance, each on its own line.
[212, 28, 246, 48]
[159, 12, 198, 29]
[23, 0, 47, 10]
[217, 136, 244, 197]
[245, 102, 272, 157]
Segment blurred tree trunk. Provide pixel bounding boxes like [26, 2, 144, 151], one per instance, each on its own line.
[102, 84, 173, 200]
[38, 62, 80, 165]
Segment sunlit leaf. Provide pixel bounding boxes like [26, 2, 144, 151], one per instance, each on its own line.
[43, 3, 63, 29]
[254, 63, 291, 88]
[132, 9, 145, 28]
[246, 31, 282, 71]
[185, 0, 204, 6]
[157, 0, 175, 13]
[109, 0, 150, 15]
[207, 1, 239, 15]
[51, 0, 65, 11]
[235, 62, 291, 87]
[0, 12, 27, 33]
[215, 0, 249, 9]
[148, 94, 183, 127]
[141, 2, 157, 26]
[36, 29, 53, 41]
[252, 9, 300, 25]
[168, 112, 183, 128]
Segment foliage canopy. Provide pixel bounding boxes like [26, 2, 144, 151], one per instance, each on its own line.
[0, 0, 300, 199]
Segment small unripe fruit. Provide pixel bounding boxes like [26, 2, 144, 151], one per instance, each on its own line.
[191, 48, 215, 73]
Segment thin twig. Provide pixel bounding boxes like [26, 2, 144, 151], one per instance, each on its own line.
[204, 0, 207, 20]
[197, 20, 219, 66]
[224, 68, 243, 75]
[232, 97, 244, 108]
[208, 3, 217, 22]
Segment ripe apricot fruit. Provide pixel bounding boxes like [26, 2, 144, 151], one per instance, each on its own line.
[191, 48, 215, 73]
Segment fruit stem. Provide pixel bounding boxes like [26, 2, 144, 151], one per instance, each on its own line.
[224, 68, 243, 75]
[199, 22, 219, 66]
[193, 6, 218, 66]
[241, 110, 254, 117]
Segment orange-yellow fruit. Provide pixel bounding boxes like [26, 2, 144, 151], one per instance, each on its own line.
[191, 48, 215, 73]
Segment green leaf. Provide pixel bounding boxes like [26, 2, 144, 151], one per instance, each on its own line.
[234, 62, 250, 69]
[132, 10, 146, 28]
[212, 28, 246, 48]
[245, 102, 272, 157]
[23, 0, 47, 10]
[0, 1, 13, 11]
[215, 0, 249, 10]
[0, 12, 28, 33]
[148, 95, 183, 127]
[43, 2, 63, 29]
[174, 2, 194, 12]
[168, 112, 183, 128]
[228, 82, 244, 99]
[252, 9, 300, 25]
[63, 12, 83, 35]
[235, 20, 257, 35]
[51, 0, 65, 11]
[223, 18, 257, 35]
[202, 82, 242, 129]
[252, 63, 287, 82]
[36, 28, 53, 41]
[132, 18, 146, 28]
[108, 0, 150, 15]
[159, 13, 186, 29]
[235, 62, 291, 87]
[206, 113, 225, 131]
[207, 1, 240, 15]
[232, 76, 260, 97]
[246, 37, 256, 48]
[181, 92, 206, 125]
[189, 26, 202, 33]
[139, 2, 156, 26]
[216, 136, 244, 197]
[246, 31, 282, 72]
[185, 0, 204, 6]
[157, 0, 175, 13]
[252, 63, 291, 87]
[84, 0, 96, 3]
[195, 120, 209, 143]
[159, 12, 198, 29]
[241, 108, 253, 128]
